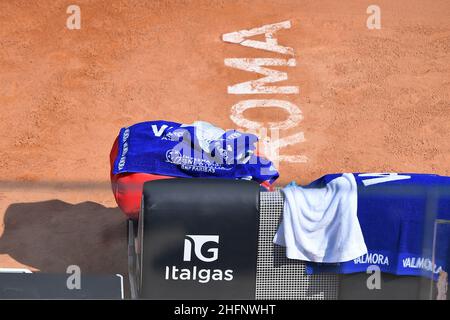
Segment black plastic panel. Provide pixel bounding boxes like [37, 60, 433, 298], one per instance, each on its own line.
[140, 178, 260, 299]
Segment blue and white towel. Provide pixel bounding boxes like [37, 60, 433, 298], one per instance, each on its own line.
[112, 120, 279, 184]
[275, 173, 450, 279]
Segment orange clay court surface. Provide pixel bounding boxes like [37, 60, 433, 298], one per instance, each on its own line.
[0, 0, 449, 281]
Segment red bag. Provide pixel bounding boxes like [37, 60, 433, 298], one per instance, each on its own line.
[110, 137, 174, 220]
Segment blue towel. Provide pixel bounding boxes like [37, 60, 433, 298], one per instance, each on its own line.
[304, 173, 450, 279]
[112, 120, 279, 184]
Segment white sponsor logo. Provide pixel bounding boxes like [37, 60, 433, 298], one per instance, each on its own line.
[354, 253, 390, 266]
[165, 148, 231, 173]
[402, 257, 443, 274]
[165, 235, 234, 283]
[151, 124, 168, 137]
[166, 149, 183, 165]
[184, 235, 219, 262]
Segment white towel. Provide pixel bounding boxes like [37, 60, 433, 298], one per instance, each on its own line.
[183, 121, 251, 163]
[273, 173, 367, 263]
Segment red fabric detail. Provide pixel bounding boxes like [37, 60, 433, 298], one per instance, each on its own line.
[109, 137, 173, 219]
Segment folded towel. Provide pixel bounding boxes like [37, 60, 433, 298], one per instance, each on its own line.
[274, 173, 368, 263]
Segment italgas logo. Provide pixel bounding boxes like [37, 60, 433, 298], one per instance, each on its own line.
[165, 235, 234, 283]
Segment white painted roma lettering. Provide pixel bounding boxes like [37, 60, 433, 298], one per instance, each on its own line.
[223, 20, 306, 164]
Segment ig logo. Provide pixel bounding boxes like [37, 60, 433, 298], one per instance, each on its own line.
[183, 235, 219, 262]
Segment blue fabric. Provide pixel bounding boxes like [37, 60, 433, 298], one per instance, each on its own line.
[302, 173, 450, 279]
[112, 120, 279, 184]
